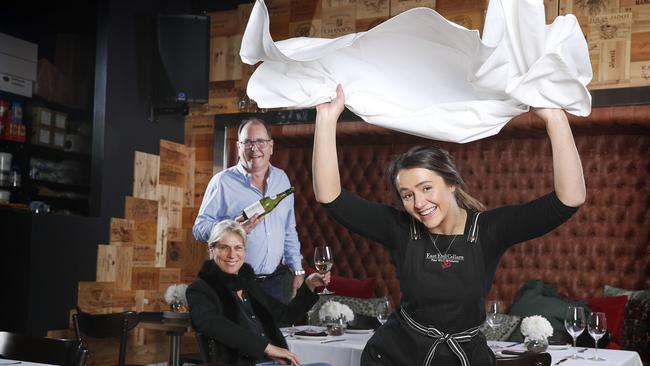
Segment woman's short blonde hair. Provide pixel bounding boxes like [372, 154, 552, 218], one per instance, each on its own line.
[207, 220, 247, 249]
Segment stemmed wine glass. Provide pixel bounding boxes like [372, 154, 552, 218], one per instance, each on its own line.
[376, 297, 391, 325]
[588, 312, 607, 361]
[314, 245, 334, 295]
[564, 306, 586, 359]
[485, 300, 505, 349]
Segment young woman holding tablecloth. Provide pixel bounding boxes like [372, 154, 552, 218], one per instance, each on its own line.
[311, 85, 586, 366]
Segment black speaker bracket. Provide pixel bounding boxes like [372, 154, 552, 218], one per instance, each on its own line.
[148, 100, 189, 123]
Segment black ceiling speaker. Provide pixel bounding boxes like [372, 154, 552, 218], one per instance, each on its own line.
[150, 13, 209, 121]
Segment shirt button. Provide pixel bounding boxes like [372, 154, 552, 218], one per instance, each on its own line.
[252, 315, 256, 319]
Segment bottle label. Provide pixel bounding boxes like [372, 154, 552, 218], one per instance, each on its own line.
[243, 201, 265, 219]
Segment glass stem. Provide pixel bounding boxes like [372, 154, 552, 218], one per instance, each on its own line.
[594, 339, 598, 358]
[573, 337, 577, 357]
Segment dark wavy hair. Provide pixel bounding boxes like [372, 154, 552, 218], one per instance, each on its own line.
[387, 145, 485, 211]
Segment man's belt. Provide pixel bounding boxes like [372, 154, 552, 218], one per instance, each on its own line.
[400, 308, 479, 366]
[254, 265, 287, 281]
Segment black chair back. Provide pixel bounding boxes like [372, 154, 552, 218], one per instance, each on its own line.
[194, 332, 229, 366]
[0, 331, 87, 366]
[73, 308, 140, 366]
[496, 352, 552, 366]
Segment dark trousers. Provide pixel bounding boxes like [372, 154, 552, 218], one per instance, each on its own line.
[256, 270, 291, 304]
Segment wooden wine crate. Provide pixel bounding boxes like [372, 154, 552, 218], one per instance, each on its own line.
[355, 17, 389, 32]
[182, 206, 200, 229]
[135, 290, 167, 312]
[132, 243, 157, 267]
[322, 6, 356, 38]
[109, 218, 134, 245]
[96, 244, 133, 290]
[133, 151, 160, 200]
[390, 0, 436, 17]
[291, 0, 322, 21]
[78, 282, 136, 311]
[185, 147, 196, 208]
[356, 0, 390, 20]
[290, 19, 323, 37]
[155, 215, 168, 268]
[160, 140, 189, 188]
[124, 196, 158, 245]
[210, 10, 239, 36]
[238, 3, 254, 34]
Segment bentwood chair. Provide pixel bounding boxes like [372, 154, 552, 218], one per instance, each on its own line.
[495, 352, 551, 366]
[73, 308, 140, 366]
[0, 331, 87, 366]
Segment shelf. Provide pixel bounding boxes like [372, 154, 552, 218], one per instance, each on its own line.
[29, 144, 90, 161]
[31, 180, 89, 192]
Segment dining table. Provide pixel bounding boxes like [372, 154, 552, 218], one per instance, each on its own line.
[0, 360, 54, 366]
[282, 326, 644, 366]
[138, 317, 192, 366]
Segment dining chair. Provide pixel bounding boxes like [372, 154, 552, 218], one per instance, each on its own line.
[73, 308, 140, 366]
[0, 331, 87, 366]
[195, 332, 228, 366]
[496, 352, 551, 366]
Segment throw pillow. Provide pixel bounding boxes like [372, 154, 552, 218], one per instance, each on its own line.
[507, 279, 588, 342]
[604, 285, 650, 301]
[479, 314, 521, 341]
[304, 263, 376, 298]
[588, 295, 628, 346]
[307, 296, 388, 326]
[620, 298, 650, 363]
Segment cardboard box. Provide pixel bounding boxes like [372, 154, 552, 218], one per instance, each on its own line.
[0, 33, 37, 97]
[0, 72, 33, 97]
[54, 112, 67, 130]
[31, 125, 51, 146]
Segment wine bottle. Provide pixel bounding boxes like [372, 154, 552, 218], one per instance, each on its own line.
[242, 187, 295, 220]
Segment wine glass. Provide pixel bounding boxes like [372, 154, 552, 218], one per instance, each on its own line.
[314, 245, 334, 295]
[564, 306, 586, 359]
[485, 300, 505, 349]
[376, 297, 391, 325]
[588, 312, 607, 361]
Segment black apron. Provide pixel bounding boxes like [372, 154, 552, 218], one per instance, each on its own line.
[361, 212, 496, 366]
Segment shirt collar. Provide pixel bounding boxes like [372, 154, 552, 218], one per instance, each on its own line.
[235, 161, 275, 181]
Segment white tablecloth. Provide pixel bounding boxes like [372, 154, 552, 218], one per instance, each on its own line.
[491, 341, 643, 366]
[0, 359, 54, 366]
[283, 327, 643, 366]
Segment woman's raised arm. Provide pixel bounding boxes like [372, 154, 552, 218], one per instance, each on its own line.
[312, 85, 346, 203]
[533, 108, 586, 207]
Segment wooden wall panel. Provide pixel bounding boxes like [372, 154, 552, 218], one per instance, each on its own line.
[133, 152, 159, 200]
[109, 218, 134, 245]
[159, 140, 189, 188]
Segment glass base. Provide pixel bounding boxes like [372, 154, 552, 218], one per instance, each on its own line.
[319, 288, 335, 295]
[589, 356, 606, 361]
[568, 354, 584, 359]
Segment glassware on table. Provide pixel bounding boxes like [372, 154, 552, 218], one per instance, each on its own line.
[588, 312, 607, 361]
[314, 245, 334, 295]
[564, 306, 586, 359]
[376, 296, 391, 325]
[485, 300, 505, 349]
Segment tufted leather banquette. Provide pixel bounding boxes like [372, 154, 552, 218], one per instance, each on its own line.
[227, 106, 650, 308]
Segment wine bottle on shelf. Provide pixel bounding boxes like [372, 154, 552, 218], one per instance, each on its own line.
[242, 187, 295, 220]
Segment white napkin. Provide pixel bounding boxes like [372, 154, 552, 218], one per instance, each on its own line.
[240, 0, 592, 143]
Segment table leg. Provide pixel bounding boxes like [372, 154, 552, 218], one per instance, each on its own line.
[168, 332, 181, 366]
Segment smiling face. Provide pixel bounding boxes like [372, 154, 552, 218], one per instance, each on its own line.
[238, 121, 273, 174]
[211, 232, 246, 274]
[396, 167, 459, 233]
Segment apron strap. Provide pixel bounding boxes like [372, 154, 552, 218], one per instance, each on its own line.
[400, 308, 479, 366]
[468, 211, 482, 243]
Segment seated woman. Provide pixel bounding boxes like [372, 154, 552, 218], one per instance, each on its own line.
[187, 220, 331, 366]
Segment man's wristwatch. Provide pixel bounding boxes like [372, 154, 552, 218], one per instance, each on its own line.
[293, 269, 305, 276]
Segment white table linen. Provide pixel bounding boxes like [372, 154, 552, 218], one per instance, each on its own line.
[240, 0, 592, 143]
[0, 359, 54, 366]
[283, 327, 643, 366]
[490, 341, 643, 366]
